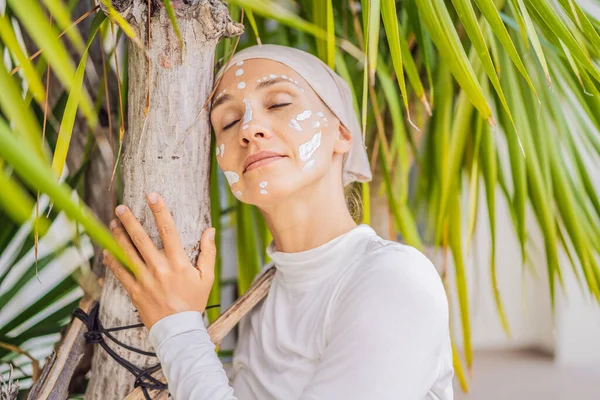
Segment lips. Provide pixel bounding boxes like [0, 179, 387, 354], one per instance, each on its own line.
[243, 151, 285, 173]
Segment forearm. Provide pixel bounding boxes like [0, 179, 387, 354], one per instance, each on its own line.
[149, 311, 237, 400]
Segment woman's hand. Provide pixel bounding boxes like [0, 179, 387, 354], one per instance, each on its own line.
[102, 192, 216, 329]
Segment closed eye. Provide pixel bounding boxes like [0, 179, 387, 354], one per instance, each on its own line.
[269, 103, 291, 109]
[223, 119, 240, 130]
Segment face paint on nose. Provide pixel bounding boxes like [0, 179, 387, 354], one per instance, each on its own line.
[224, 171, 240, 186]
[299, 132, 321, 162]
[243, 99, 253, 124]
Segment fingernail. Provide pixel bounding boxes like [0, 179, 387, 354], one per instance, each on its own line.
[208, 228, 215, 240]
[147, 192, 158, 204]
[110, 219, 119, 229]
[115, 205, 126, 216]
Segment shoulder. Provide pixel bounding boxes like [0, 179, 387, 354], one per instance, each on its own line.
[336, 234, 449, 321]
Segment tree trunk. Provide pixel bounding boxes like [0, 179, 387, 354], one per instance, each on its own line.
[86, 1, 242, 398]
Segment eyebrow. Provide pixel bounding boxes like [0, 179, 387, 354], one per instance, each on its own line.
[210, 77, 295, 111]
[256, 77, 291, 90]
[211, 93, 233, 111]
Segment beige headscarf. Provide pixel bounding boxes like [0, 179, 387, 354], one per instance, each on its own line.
[214, 44, 372, 187]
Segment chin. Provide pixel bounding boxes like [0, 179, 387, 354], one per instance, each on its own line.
[231, 161, 327, 206]
[236, 174, 309, 207]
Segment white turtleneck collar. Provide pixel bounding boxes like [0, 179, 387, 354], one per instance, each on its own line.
[265, 224, 376, 288]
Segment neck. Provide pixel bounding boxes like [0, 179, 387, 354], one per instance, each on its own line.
[260, 173, 357, 253]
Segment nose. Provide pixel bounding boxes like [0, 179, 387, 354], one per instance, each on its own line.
[239, 119, 273, 147]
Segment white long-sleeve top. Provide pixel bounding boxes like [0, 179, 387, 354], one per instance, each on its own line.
[148, 224, 454, 399]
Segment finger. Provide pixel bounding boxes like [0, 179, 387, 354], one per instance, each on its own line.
[103, 249, 138, 292]
[146, 192, 187, 263]
[115, 204, 162, 266]
[109, 219, 148, 273]
[196, 228, 216, 280]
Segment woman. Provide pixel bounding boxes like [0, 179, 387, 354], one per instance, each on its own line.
[103, 44, 454, 399]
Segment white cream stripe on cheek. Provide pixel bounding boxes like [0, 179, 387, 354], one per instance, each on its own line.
[299, 132, 321, 162]
[236, 68, 244, 76]
[237, 82, 246, 89]
[242, 124, 249, 130]
[312, 121, 320, 128]
[234, 190, 243, 199]
[316, 112, 324, 117]
[224, 171, 239, 186]
[259, 181, 268, 195]
[243, 99, 253, 124]
[303, 159, 316, 172]
[289, 119, 302, 132]
[296, 110, 312, 121]
[216, 143, 225, 157]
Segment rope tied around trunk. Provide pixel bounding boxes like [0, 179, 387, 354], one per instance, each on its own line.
[73, 302, 220, 399]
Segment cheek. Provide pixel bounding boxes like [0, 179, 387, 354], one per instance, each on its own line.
[290, 109, 330, 173]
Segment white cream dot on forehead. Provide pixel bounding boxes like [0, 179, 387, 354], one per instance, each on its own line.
[237, 81, 246, 89]
[235, 69, 244, 76]
[269, 74, 277, 79]
[236, 61, 244, 66]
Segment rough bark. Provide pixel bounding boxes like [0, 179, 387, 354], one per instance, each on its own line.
[85, 2, 242, 398]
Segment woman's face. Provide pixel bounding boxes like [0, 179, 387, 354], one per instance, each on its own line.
[209, 59, 351, 206]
